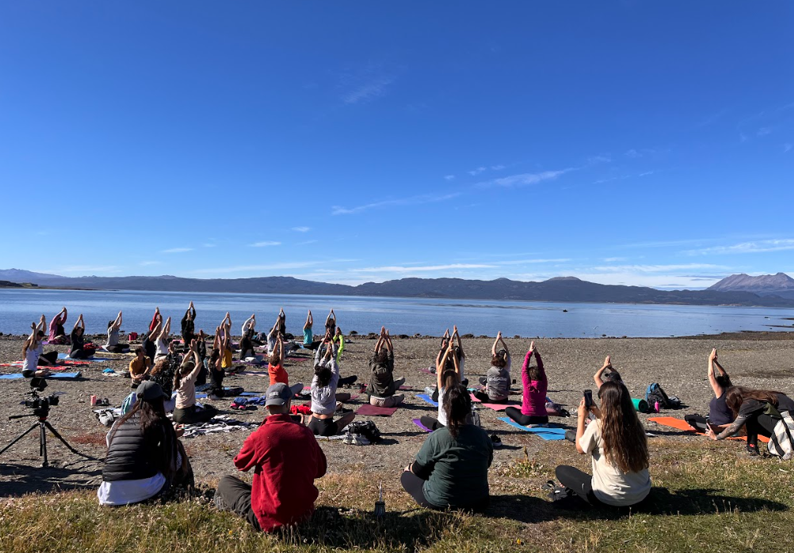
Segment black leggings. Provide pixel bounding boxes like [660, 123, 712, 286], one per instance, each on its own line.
[40, 351, 59, 365]
[505, 407, 548, 426]
[69, 348, 94, 359]
[105, 344, 127, 354]
[555, 465, 600, 505]
[473, 390, 507, 404]
[173, 404, 218, 424]
[746, 413, 776, 448]
[419, 416, 444, 431]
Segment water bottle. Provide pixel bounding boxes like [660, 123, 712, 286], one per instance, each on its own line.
[471, 403, 481, 427]
[654, 401, 660, 413]
[374, 482, 385, 520]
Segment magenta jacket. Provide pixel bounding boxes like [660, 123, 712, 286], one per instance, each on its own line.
[521, 348, 547, 417]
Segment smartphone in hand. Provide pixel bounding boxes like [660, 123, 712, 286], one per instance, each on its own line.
[583, 389, 593, 408]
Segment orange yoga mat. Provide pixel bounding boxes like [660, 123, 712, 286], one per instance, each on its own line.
[648, 416, 768, 443]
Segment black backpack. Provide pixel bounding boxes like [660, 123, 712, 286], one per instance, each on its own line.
[347, 420, 382, 443]
[645, 383, 681, 410]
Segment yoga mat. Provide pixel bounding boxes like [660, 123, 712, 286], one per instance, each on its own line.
[356, 404, 398, 417]
[0, 374, 24, 380]
[418, 367, 435, 375]
[196, 393, 208, 399]
[48, 371, 82, 379]
[238, 371, 268, 376]
[58, 353, 114, 362]
[412, 418, 432, 432]
[469, 392, 515, 411]
[648, 416, 769, 443]
[239, 391, 261, 397]
[633, 398, 650, 413]
[497, 417, 567, 440]
[416, 394, 439, 407]
[0, 363, 70, 371]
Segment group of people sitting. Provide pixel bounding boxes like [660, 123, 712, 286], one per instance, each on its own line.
[22, 303, 782, 531]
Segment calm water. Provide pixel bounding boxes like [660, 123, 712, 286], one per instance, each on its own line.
[0, 289, 792, 338]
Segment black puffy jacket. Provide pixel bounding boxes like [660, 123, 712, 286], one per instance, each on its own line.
[102, 412, 174, 482]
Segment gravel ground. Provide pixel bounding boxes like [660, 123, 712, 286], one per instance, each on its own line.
[1, 331, 793, 497]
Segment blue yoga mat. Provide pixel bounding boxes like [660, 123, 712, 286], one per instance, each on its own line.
[0, 372, 81, 380]
[239, 391, 261, 397]
[196, 393, 208, 399]
[416, 394, 439, 407]
[497, 417, 567, 440]
[0, 374, 24, 380]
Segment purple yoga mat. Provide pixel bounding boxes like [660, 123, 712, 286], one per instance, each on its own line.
[412, 418, 432, 432]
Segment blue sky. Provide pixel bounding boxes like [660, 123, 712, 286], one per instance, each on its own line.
[1, 2, 792, 289]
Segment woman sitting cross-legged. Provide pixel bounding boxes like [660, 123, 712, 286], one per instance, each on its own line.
[505, 341, 548, 426]
[48, 307, 69, 344]
[172, 339, 218, 425]
[98, 381, 194, 506]
[70, 314, 97, 359]
[401, 383, 493, 512]
[22, 316, 59, 376]
[420, 341, 461, 431]
[554, 380, 651, 508]
[308, 338, 353, 437]
[686, 348, 736, 433]
[368, 327, 405, 408]
[705, 386, 794, 457]
[474, 331, 511, 404]
[105, 311, 128, 353]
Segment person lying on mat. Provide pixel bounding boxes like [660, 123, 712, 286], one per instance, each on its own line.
[181, 302, 196, 351]
[325, 308, 336, 337]
[149, 306, 161, 333]
[553, 381, 651, 508]
[129, 346, 153, 386]
[48, 307, 68, 344]
[98, 381, 193, 506]
[420, 341, 461, 431]
[70, 314, 96, 359]
[308, 338, 354, 436]
[402, 383, 493, 512]
[685, 349, 736, 433]
[240, 313, 257, 359]
[504, 341, 548, 426]
[594, 355, 622, 389]
[23, 316, 58, 376]
[105, 311, 128, 353]
[172, 340, 218, 425]
[474, 332, 511, 404]
[154, 316, 172, 361]
[214, 382, 326, 532]
[369, 327, 405, 408]
[705, 386, 794, 457]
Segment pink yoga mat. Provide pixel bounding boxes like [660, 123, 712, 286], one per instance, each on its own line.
[356, 404, 398, 417]
[470, 392, 517, 411]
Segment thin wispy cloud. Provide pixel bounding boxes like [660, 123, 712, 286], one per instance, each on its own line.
[249, 241, 281, 248]
[291, 227, 311, 233]
[496, 258, 571, 265]
[686, 239, 794, 256]
[357, 263, 495, 273]
[468, 166, 487, 176]
[342, 76, 395, 104]
[757, 127, 772, 137]
[443, 175, 455, 181]
[587, 155, 611, 164]
[624, 148, 658, 158]
[139, 261, 161, 266]
[161, 247, 193, 254]
[603, 257, 627, 263]
[192, 261, 322, 275]
[54, 265, 120, 274]
[298, 239, 319, 246]
[590, 263, 730, 273]
[332, 192, 461, 215]
[478, 168, 574, 188]
[490, 164, 506, 171]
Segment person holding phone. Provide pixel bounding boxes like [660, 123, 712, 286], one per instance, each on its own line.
[553, 380, 651, 507]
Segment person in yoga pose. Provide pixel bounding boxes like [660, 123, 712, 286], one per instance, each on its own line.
[150, 341, 180, 412]
[214, 382, 326, 532]
[276, 308, 286, 337]
[706, 386, 794, 457]
[149, 307, 162, 333]
[239, 314, 257, 359]
[70, 314, 96, 359]
[48, 307, 68, 344]
[554, 380, 651, 508]
[474, 332, 511, 404]
[129, 346, 153, 386]
[594, 356, 621, 388]
[505, 341, 548, 426]
[154, 316, 172, 360]
[181, 302, 196, 350]
[22, 316, 58, 375]
[268, 334, 289, 386]
[195, 329, 208, 386]
[308, 338, 353, 436]
[303, 310, 316, 348]
[220, 312, 233, 370]
[402, 383, 493, 512]
[420, 340, 461, 431]
[429, 327, 465, 402]
[333, 326, 345, 362]
[141, 315, 160, 363]
[105, 311, 128, 353]
[685, 348, 736, 433]
[172, 340, 218, 424]
[266, 320, 280, 357]
[368, 327, 404, 407]
[325, 309, 336, 337]
[98, 381, 193, 506]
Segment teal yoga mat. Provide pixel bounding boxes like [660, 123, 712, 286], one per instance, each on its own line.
[497, 417, 567, 440]
[632, 398, 650, 413]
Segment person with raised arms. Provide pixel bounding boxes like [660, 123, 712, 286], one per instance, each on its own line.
[303, 310, 316, 349]
[154, 316, 172, 361]
[239, 313, 257, 359]
[70, 314, 97, 359]
[474, 332, 511, 404]
[180, 302, 196, 350]
[594, 355, 622, 389]
[368, 327, 404, 408]
[22, 315, 58, 376]
[308, 336, 354, 437]
[686, 348, 736, 433]
[48, 307, 68, 344]
[504, 341, 549, 426]
[220, 312, 233, 370]
[402, 383, 493, 512]
[105, 311, 128, 353]
[420, 340, 460, 431]
[325, 309, 336, 338]
[148, 307, 161, 333]
[172, 339, 218, 424]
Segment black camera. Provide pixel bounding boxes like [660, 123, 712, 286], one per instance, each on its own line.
[22, 378, 59, 417]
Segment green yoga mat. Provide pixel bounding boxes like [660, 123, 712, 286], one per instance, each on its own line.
[632, 398, 650, 413]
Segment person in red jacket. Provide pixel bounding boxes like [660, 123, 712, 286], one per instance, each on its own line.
[214, 382, 326, 532]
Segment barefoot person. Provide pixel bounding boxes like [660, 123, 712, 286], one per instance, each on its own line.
[686, 349, 736, 433]
[22, 316, 58, 376]
[214, 382, 326, 532]
[420, 340, 461, 431]
[172, 340, 218, 424]
[553, 381, 651, 508]
[105, 311, 128, 353]
[98, 381, 193, 506]
[402, 383, 493, 512]
[308, 338, 354, 437]
[48, 307, 68, 344]
[505, 341, 548, 426]
[474, 332, 511, 404]
[70, 314, 96, 359]
[368, 327, 405, 408]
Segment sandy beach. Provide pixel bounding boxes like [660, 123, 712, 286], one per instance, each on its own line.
[1, 331, 793, 497]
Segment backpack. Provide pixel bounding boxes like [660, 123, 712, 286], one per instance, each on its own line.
[765, 404, 794, 459]
[645, 383, 670, 410]
[347, 420, 382, 444]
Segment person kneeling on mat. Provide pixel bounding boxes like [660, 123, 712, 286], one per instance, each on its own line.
[402, 383, 493, 512]
[214, 382, 326, 532]
[368, 327, 405, 408]
[172, 339, 218, 425]
[553, 381, 651, 508]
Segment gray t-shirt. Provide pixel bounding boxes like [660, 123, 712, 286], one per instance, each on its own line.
[486, 363, 510, 401]
[311, 357, 340, 416]
[107, 327, 120, 347]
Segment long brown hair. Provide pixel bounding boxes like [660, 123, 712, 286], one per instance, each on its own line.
[725, 386, 780, 415]
[443, 384, 471, 439]
[110, 397, 177, 477]
[598, 381, 649, 473]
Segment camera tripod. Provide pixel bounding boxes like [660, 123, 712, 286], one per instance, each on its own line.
[0, 412, 95, 468]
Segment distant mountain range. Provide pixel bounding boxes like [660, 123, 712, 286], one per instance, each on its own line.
[708, 272, 794, 299]
[2, 268, 794, 308]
